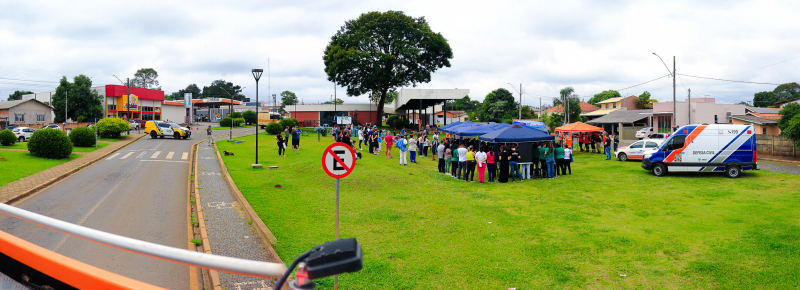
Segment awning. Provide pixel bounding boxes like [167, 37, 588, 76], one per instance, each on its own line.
[478, 124, 555, 143]
[554, 122, 604, 133]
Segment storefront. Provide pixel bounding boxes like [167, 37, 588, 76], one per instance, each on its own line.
[105, 85, 164, 120]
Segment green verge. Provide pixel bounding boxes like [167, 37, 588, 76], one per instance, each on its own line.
[217, 134, 800, 289]
[98, 135, 130, 143]
[0, 151, 82, 187]
[1, 141, 110, 152]
[211, 125, 255, 131]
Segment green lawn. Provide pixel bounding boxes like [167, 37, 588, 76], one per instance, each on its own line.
[211, 125, 255, 130]
[217, 134, 800, 289]
[0, 151, 82, 187]
[1, 141, 110, 153]
[98, 135, 130, 142]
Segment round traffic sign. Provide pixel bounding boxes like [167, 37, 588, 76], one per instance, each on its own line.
[321, 142, 356, 179]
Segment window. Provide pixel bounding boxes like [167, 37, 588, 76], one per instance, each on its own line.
[630, 142, 644, 149]
[107, 104, 115, 110]
[14, 114, 24, 122]
[158, 123, 170, 128]
[762, 128, 767, 135]
[714, 115, 718, 124]
[37, 114, 45, 122]
[613, 103, 617, 108]
[664, 135, 686, 151]
[645, 142, 658, 148]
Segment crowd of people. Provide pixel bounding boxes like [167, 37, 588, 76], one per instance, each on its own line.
[274, 126, 303, 157]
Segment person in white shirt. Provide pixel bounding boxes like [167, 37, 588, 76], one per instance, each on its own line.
[475, 147, 488, 183]
[457, 144, 468, 180]
[563, 146, 573, 175]
[357, 128, 364, 150]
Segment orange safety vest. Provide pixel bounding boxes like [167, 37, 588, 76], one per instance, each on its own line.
[565, 135, 572, 148]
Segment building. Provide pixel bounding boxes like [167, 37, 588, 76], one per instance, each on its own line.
[730, 115, 780, 135]
[543, 101, 599, 115]
[776, 97, 800, 108]
[24, 85, 166, 121]
[0, 99, 54, 128]
[745, 107, 782, 120]
[162, 98, 244, 123]
[430, 110, 467, 125]
[581, 96, 638, 119]
[288, 89, 469, 127]
[587, 109, 653, 138]
[652, 97, 746, 132]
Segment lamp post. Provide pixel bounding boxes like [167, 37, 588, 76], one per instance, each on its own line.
[507, 83, 523, 120]
[252, 69, 263, 168]
[218, 87, 243, 141]
[653, 53, 675, 132]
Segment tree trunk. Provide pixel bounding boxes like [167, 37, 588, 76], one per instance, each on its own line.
[376, 89, 387, 128]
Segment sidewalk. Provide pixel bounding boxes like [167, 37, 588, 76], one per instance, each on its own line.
[196, 130, 280, 290]
[0, 134, 145, 204]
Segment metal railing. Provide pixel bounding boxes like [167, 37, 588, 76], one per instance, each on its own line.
[0, 202, 286, 278]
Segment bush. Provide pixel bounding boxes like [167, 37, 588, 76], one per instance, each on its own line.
[266, 122, 282, 135]
[229, 112, 243, 119]
[69, 126, 96, 147]
[28, 129, 73, 159]
[279, 118, 299, 129]
[243, 110, 257, 125]
[502, 119, 513, 124]
[96, 117, 130, 138]
[0, 129, 16, 146]
[234, 118, 246, 126]
[386, 115, 410, 130]
[220, 117, 233, 127]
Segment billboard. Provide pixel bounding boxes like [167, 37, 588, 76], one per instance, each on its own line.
[184, 93, 192, 108]
[123, 94, 139, 110]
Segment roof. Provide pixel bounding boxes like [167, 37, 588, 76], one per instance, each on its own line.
[746, 107, 782, 114]
[163, 99, 243, 106]
[596, 96, 626, 104]
[581, 107, 620, 116]
[544, 102, 599, 114]
[433, 110, 466, 116]
[0, 99, 54, 110]
[478, 124, 554, 142]
[730, 115, 778, 125]
[554, 122, 604, 133]
[587, 109, 653, 124]
[775, 96, 800, 106]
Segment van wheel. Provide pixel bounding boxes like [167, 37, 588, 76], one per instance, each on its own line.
[150, 132, 157, 139]
[182, 136, 188, 140]
[725, 165, 741, 178]
[618, 153, 627, 161]
[174, 133, 180, 139]
[159, 136, 164, 139]
[653, 163, 667, 177]
[18, 137, 24, 142]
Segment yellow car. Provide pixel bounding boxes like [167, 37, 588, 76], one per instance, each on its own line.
[144, 121, 191, 139]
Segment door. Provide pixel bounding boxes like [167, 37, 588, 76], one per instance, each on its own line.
[158, 123, 173, 135]
[662, 135, 687, 172]
[628, 141, 645, 159]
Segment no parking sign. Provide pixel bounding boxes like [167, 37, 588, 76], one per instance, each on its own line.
[322, 143, 356, 179]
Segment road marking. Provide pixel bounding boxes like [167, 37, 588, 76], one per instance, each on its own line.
[150, 151, 161, 159]
[106, 153, 120, 160]
[181, 152, 189, 160]
[136, 151, 147, 159]
[139, 160, 190, 163]
[120, 152, 134, 159]
[166, 152, 175, 159]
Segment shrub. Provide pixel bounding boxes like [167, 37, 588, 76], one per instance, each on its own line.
[96, 117, 130, 138]
[279, 118, 299, 129]
[266, 122, 282, 135]
[234, 117, 246, 126]
[386, 115, 410, 130]
[0, 129, 16, 146]
[69, 126, 96, 147]
[229, 112, 243, 119]
[28, 129, 73, 159]
[243, 110, 257, 125]
[502, 119, 513, 124]
[220, 117, 233, 127]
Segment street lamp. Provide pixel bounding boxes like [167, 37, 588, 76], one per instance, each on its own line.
[653, 53, 676, 132]
[218, 87, 243, 141]
[252, 69, 263, 168]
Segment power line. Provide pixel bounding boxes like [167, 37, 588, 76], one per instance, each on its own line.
[614, 74, 671, 92]
[676, 73, 794, 86]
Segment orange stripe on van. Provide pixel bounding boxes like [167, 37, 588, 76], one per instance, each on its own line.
[666, 125, 707, 162]
[0, 230, 165, 290]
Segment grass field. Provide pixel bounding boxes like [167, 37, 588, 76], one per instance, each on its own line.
[1, 141, 109, 152]
[217, 133, 800, 289]
[211, 125, 255, 130]
[0, 151, 82, 187]
[98, 135, 130, 142]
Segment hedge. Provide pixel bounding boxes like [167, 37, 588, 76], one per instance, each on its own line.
[97, 117, 130, 138]
[28, 129, 73, 159]
[0, 129, 16, 146]
[69, 126, 96, 147]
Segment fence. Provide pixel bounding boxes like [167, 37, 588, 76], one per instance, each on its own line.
[756, 134, 799, 158]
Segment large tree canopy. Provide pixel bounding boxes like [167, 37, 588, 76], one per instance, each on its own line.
[52, 75, 103, 122]
[635, 91, 658, 109]
[444, 95, 481, 111]
[280, 91, 298, 106]
[477, 88, 517, 122]
[752, 83, 800, 107]
[7, 90, 33, 101]
[554, 86, 582, 124]
[132, 68, 160, 90]
[588, 90, 621, 105]
[323, 10, 453, 127]
[202, 80, 245, 100]
[168, 84, 202, 100]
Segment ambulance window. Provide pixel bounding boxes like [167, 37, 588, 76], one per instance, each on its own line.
[667, 136, 685, 151]
[645, 141, 658, 148]
[630, 142, 643, 148]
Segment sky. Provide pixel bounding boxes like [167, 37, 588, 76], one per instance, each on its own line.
[1, 0, 799, 107]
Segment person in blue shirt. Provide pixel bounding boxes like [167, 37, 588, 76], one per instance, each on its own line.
[396, 135, 408, 165]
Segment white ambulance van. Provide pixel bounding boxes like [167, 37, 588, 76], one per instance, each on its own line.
[641, 124, 758, 178]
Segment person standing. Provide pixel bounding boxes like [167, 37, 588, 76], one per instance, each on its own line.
[357, 128, 364, 150]
[555, 143, 565, 177]
[563, 144, 573, 175]
[437, 142, 446, 172]
[509, 145, 521, 182]
[408, 134, 418, 163]
[476, 146, 487, 183]
[284, 126, 290, 149]
[293, 127, 301, 151]
[456, 144, 468, 180]
[450, 144, 459, 176]
[613, 134, 619, 152]
[498, 146, 510, 183]
[604, 133, 612, 160]
[545, 142, 556, 179]
[531, 143, 540, 179]
[275, 133, 286, 157]
[384, 132, 394, 158]
[466, 146, 476, 182]
[578, 133, 584, 152]
[443, 144, 452, 175]
[565, 133, 573, 149]
[397, 135, 408, 165]
[432, 133, 440, 156]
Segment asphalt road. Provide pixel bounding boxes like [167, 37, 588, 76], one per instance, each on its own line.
[0, 127, 257, 289]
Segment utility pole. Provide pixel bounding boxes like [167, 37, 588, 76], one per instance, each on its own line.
[688, 88, 691, 124]
[673, 56, 676, 131]
[65, 90, 68, 124]
[519, 83, 522, 119]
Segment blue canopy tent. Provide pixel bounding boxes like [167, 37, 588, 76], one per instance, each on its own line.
[451, 123, 493, 136]
[437, 121, 463, 131]
[478, 124, 555, 143]
[439, 121, 477, 134]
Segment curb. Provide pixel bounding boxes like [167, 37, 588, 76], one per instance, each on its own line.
[760, 156, 800, 165]
[192, 140, 222, 290]
[4, 134, 146, 205]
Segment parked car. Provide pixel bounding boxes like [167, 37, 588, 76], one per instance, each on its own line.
[129, 120, 140, 130]
[4, 125, 20, 131]
[642, 124, 758, 178]
[144, 121, 191, 139]
[635, 127, 653, 139]
[12, 127, 35, 142]
[37, 124, 61, 131]
[615, 139, 664, 161]
[646, 133, 670, 140]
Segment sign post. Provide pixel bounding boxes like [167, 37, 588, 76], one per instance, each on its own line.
[321, 142, 356, 290]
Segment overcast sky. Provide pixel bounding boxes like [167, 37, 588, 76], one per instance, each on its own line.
[2, 0, 799, 107]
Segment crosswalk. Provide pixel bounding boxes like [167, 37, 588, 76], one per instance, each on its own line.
[106, 151, 190, 161]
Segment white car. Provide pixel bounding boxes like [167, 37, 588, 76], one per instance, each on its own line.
[37, 124, 61, 131]
[615, 139, 664, 161]
[12, 127, 35, 142]
[646, 133, 670, 140]
[635, 127, 653, 139]
[129, 120, 140, 130]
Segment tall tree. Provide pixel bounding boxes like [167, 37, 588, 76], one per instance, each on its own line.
[202, 80, 244, 101]
[7, 90, 33, 101]
[444, 95, 480, 111]
[52, 75, 103, 122]
[635, 91, 658, 109]
[773, 82, 800, 103]
[132, 68, 160, 89]
[778, 103, 800, 132]
[477, 88, 518, 122]
[280, 91, 298, 106]
[588, 90, 621, 105]
[323, 98, 344, 105]
[554, 87, 582, 124]
[324, 11, 453, 127]
[753, 91, 778, 107]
